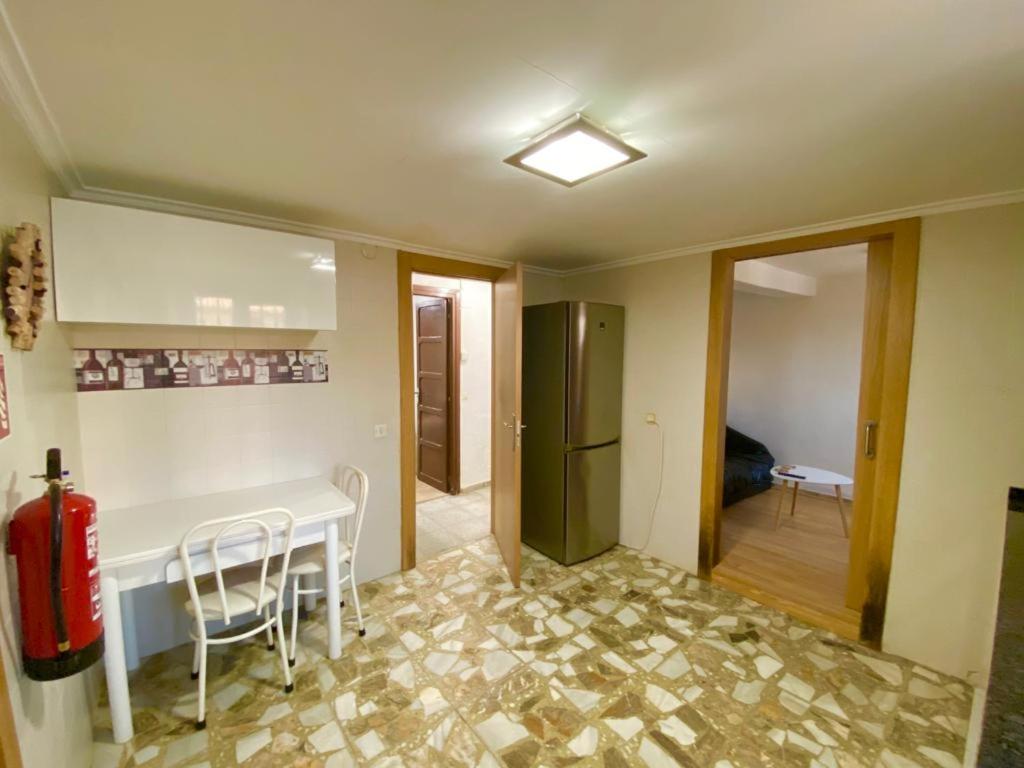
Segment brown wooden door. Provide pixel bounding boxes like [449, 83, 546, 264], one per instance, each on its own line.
[492, 262, 523, 587]
[415, 294, 451, 492]
[846, 238, 892, 609]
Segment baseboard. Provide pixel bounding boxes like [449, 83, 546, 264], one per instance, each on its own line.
[458, 480, 490, 493]
[962, 685, 986, 767]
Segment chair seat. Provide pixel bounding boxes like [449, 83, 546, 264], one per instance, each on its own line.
[288, 541, 352, 576]
[185, 577, 279, 620]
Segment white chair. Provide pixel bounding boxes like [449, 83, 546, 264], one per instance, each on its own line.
[179, 507, 295, 730]
[288, 465, 369, 666]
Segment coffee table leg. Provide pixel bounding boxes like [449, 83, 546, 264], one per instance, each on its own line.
[775, 480, 787, 529]
[834, 484, 849, 537]
[789, 482, 800, 518]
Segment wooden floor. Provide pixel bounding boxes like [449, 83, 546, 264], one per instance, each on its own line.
[713, 486, 862, 639]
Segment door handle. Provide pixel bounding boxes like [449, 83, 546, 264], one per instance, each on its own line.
[502, 416, 525, 449]
[864, 420, 878, 459]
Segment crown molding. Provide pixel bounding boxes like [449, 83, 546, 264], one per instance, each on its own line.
[70, 185, 562, 276]
[65, 184, 1024, 279]
[561, 188, 1024, 276]
[3, 0, 1018, 280]
[0, 0, 80, 192]
[0, 1, 561, 276]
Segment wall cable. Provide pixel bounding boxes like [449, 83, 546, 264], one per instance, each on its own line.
[641, 420, 665, 553]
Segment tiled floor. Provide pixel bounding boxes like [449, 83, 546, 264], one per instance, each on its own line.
[415, 479, 447, 505]
[92, 539, 972, 767]
[416, 485, 490, 563]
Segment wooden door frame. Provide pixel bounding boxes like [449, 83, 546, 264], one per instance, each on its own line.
[412, 284, 462, 494]
[697, 218, 920, 647]
[0, 649, 22, 768]
[399, 251, 505, 570]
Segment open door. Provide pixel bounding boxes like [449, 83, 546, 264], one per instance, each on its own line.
[846, 238, 892, 609]
[414, 293, 452, 493]
[492, 262, 523, 587]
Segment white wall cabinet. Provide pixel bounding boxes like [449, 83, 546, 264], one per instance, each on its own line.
[51, 198, 337, 330]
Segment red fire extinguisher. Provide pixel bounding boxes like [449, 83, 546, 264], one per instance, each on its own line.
[8, 448, 104, 681]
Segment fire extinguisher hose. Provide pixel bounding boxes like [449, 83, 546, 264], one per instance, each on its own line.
[48, 482, 70, 655]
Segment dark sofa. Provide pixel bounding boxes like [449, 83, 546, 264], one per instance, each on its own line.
[722, 427, 776, 508]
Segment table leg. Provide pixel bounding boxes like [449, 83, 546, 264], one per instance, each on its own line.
[789, 482, 800, 517]
[101, 574, 133, 743]
[775, 480, 788, 530]
[121, 590, 140, 672]
[834, 484, 849, 537]
[324, 520, 342, 659]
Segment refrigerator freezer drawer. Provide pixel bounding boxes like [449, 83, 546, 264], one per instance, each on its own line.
[564, 442, 621, 564]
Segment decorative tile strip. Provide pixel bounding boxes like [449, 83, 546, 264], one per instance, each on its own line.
[73, 349, 328, 392]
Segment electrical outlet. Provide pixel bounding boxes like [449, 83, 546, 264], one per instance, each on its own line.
[373, 424, 388, 438]
[645, 413, 658, 425]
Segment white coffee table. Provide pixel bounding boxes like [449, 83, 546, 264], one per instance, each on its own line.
[769, 465, 852, 537]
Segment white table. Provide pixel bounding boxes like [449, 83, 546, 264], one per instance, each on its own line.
[770, 465, 852, 537]
[97, 477, 355, 743]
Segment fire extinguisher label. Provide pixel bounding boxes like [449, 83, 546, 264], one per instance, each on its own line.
[90, 582, 102, 621]
[85, 523, 99, 562]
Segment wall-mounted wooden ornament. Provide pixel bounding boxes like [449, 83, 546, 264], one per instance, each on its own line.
[3, 223, 48, 351]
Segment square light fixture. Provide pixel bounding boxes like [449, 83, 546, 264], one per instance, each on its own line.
[504, 114, 646, 187]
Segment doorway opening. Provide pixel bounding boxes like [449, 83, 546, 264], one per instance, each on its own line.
[397, 252, 522, 585]
[412, 273, 493, 562]
[714, 244, 868, 638]
[699, 219, 921, 646]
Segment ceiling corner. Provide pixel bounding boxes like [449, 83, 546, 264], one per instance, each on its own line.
[0, 0, 80, 192]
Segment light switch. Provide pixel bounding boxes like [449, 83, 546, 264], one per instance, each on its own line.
[374, 424, 388, 438]
[644, 413, 658, 425]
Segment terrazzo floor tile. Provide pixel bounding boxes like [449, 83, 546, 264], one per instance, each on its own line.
[93, 538, 972, 767]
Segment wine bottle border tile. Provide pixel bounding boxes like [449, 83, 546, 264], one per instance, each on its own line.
[73, 348, 328, 392]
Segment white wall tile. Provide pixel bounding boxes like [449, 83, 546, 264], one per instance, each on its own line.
[76, 381, 333, 506]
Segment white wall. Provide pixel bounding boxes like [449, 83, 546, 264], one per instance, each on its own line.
[68, 240, 401, 657]
[883, 204, 1024, 684]
[728, 270, 866, 498]
[0, 101, 93, 767]
[411, 274, 492, 490]
[562, 202, 1024, 681]
[457, 279, 492, 488]
[523, 271, 566, 306]
[564, 257, 712, 573]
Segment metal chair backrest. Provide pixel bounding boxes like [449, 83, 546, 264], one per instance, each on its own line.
[178, 507, 295, 626]
[336, 465, 369, 565]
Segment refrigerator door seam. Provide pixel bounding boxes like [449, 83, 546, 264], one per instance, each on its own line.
[564, 438, 620, 453]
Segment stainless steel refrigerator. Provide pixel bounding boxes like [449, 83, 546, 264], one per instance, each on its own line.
[521, 301, 624, 565]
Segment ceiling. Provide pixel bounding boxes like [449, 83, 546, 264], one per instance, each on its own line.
[762, 244, 867, 278]
[4, 1, 1023, 271]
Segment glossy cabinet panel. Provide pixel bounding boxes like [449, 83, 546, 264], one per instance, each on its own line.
[51, 198, 337, 329]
